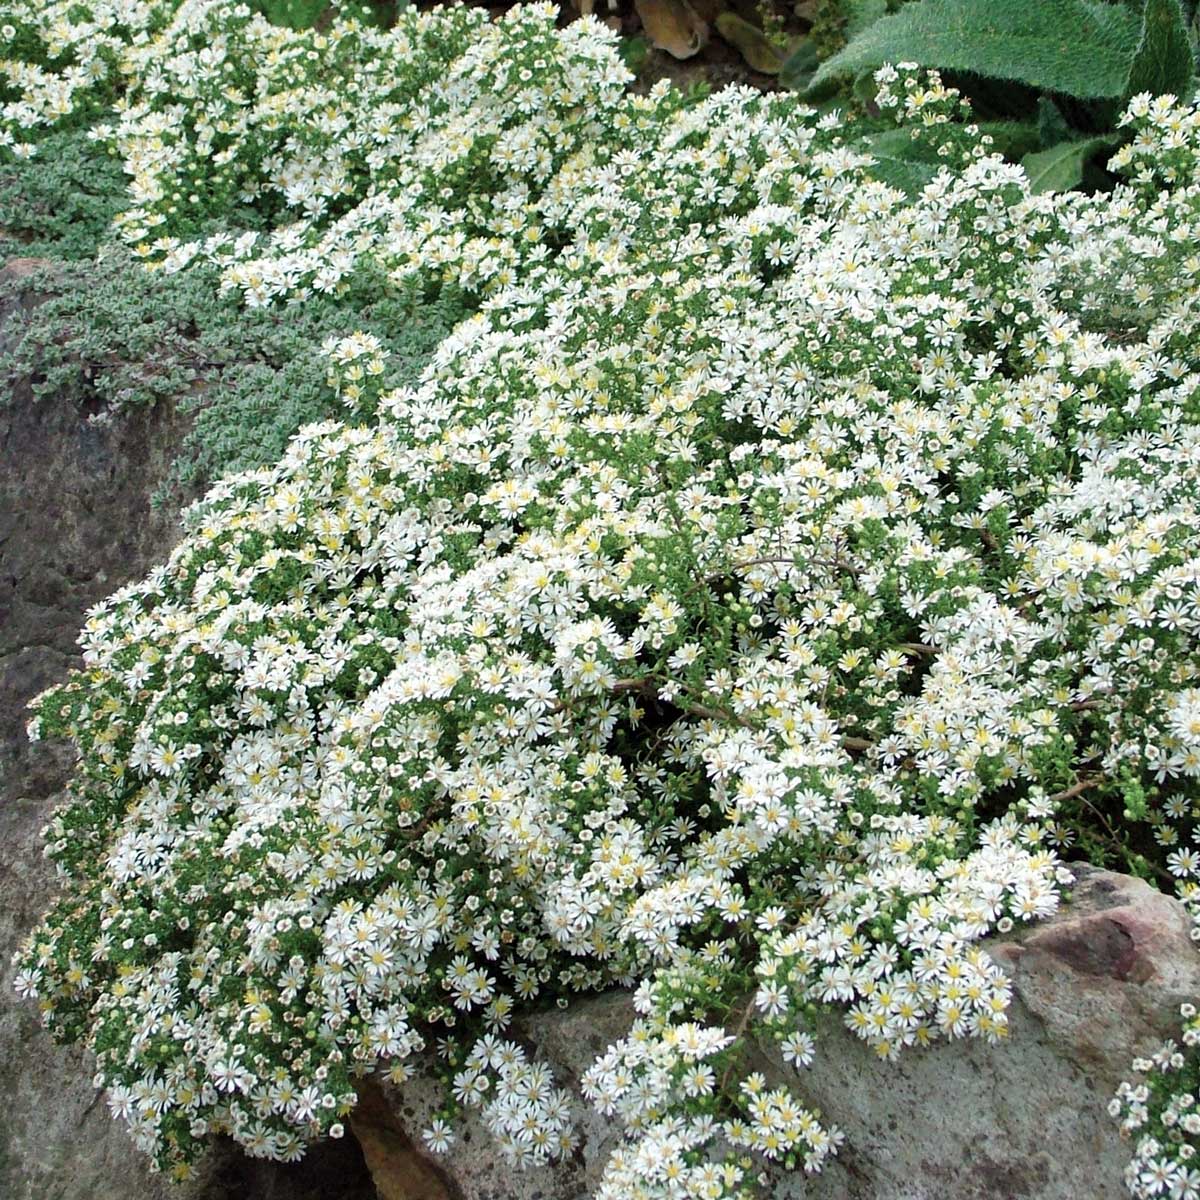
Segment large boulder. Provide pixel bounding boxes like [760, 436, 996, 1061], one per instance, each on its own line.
[0, 256, 190, 1200]
[0, 258, 378, 1200]
[355, 864, 1200, 1200]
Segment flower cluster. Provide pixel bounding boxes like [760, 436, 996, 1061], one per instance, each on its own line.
[0, 0, 167, 157]
[9, 6, 1200, 1199]
[584, 1015, 839, 1195]
[1114, 1005, 1200, 1200]
[106, 1, 642, 304]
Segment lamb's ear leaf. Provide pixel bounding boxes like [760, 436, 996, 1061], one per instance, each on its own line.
[843, 0, 888, 41]
[1036, 97, 1073, 150]
[977, 120, 1042, 160]
[1125, 0, 1195, 100]
[1020, 134, 1118, 194]
[806, 0, 1143, 100]
[858, 128, 942, 197]
[852, 69, 881, 108]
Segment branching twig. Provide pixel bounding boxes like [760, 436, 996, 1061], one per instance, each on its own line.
[548, 677, 872, 749]
[1048, 776, 1103, 804]
[718, 991, 761, 1095]
[679, 701, 757, 730]
[841, 735, 874, 753]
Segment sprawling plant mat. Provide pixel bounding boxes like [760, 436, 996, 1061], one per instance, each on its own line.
[4, 3, 1200, 1197]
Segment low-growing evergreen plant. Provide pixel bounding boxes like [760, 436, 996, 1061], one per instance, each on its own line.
[0, 127, 126, 259]
[0, 252, 461, 490]
[3, 4, 1200, 1199]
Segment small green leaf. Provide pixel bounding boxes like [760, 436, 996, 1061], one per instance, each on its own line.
[620, 34, 651, 75]
[1036, 97, 1073, 149]
[860, 128, 942, 196]
[852, 68, 882, 107]
[976, 120, 1042, 159]
[1020, 134, 1118, 194]
[857, 124, 1039, 197]
[865, 155, 939, 196]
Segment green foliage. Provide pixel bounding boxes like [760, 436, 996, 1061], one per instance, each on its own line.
[806, 0, 889, 59]
[857, 127, 942, 192]
[619, 33, 651, 74]
[782, 0, 1197, 195]
[254, 0, 329, 28]
[1036, 95, 1074, 146]
[0, 254, 460, 492]
[804, 0, 1148, 99]
[1020, 133, 1119, 194]
[800, 0, 1195, 102]
[251, 0, 400, 29]
[805, 0, 851, 59]
[1128, 0, 1196, 98]
[975, 119, 1043, 158]
[0, 128, 126, 260]
[846, 0, 890, 40]
[857, 117, 1041, 196]
[779, 38, 819, 89]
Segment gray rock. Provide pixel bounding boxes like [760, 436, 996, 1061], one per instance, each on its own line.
[358, 865, 1200, 1200]
[0, 256, 192, 1200]
[354, 994, 637, 1200]
[0, 258, 378, 1200]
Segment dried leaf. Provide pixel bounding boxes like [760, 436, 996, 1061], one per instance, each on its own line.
[634, 0, 708, 59]
[715, 12, 785, 73]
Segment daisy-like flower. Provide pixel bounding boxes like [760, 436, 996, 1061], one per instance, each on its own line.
[9, 9, 1200, 1198]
